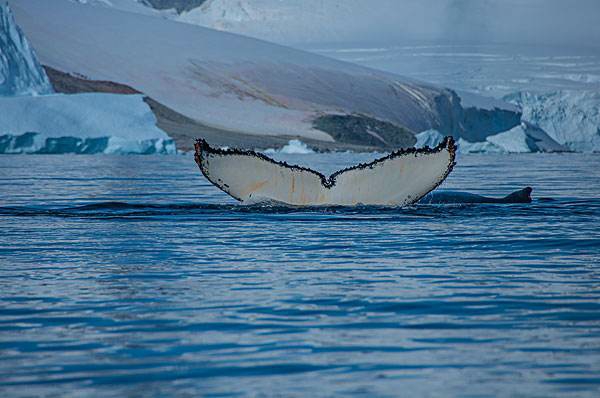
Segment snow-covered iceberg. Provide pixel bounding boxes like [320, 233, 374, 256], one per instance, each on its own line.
[0, 93, 175, 154]
[458, 122, 566, 154]
[506, 91, 600, 152]
[0, 2, 176, 155]
[0, 3, 52, 96]
[486, 123, 566, 153]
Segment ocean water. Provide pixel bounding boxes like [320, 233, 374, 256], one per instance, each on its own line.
[1, 153, 599, 397]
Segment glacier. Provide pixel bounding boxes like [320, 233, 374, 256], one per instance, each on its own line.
[0, 3, 52, 96]
[0, 93, 175, 154]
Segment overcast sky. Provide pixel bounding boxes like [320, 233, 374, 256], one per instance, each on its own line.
[358, 0, 600, 47]
[199, 0, 600, 48]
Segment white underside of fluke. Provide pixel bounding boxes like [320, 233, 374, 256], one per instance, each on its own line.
[195, 138, 456, 206]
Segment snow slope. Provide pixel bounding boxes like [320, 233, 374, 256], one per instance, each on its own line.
[0, 3, 52, 96]
[0, 93, 175, 154]
[8, 0, 520, 147]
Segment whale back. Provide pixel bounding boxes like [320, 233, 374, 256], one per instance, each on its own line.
[502, 187, 533, 203]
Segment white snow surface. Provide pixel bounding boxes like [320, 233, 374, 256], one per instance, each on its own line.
[0, 93, 175, 154]
[0, 3, 52, 96]
[506, 91, 600, 153]
[8, 0, 485, 143]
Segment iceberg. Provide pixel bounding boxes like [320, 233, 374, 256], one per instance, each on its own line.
[458, 122, 566, 154]
[0, 3, 176, 155]
[264, 140, 315, 155]
[486, 123, 566, 153]
[0, 3, 53, 96]
[0, 93, 176, 154]
[506, 91, 600, 152]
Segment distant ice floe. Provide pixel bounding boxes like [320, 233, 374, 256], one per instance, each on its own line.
[264, 139, 315, 155]
[0, 93, 176, 154]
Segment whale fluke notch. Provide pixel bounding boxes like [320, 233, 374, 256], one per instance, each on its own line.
[194, 137, 456, 206]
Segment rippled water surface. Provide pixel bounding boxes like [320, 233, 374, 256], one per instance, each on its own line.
[1, 153, 599, 397]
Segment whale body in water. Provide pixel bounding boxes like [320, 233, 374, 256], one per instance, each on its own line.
[194, 138, 532, 207]
[420, 187, 533, 204]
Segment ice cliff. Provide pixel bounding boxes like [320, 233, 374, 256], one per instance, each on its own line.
[506, 91, 600, 153]
[457, 122, 566, 154]
[0, 93, 176, 154]
[0, 3, 52, 96]
[417, 122, 565, 154]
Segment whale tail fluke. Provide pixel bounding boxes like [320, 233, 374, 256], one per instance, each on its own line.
[502, 187, 533, 203]
[195, 137, 456, 206]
